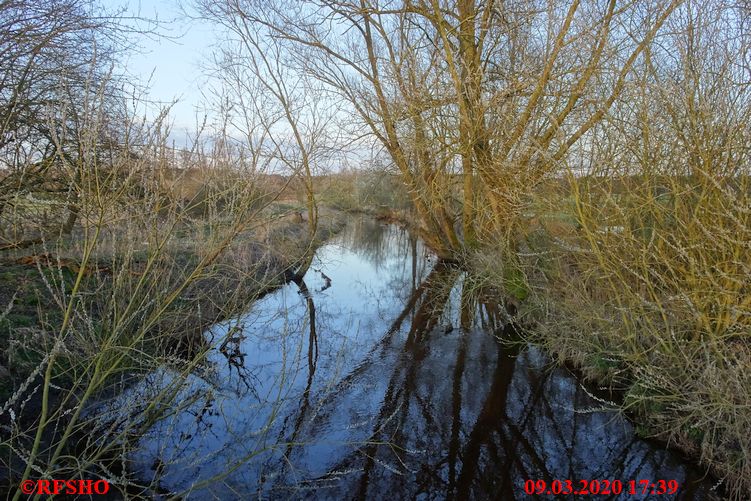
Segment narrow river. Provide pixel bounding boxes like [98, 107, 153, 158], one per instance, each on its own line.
[105, 217, 717, 499]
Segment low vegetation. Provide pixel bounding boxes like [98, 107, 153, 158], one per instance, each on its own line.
[519, 168, 750, 497]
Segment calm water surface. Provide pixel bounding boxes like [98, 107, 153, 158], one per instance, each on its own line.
[107, 218, 717, 500]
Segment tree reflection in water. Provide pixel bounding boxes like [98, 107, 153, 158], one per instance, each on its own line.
[101, 217, 716, 500]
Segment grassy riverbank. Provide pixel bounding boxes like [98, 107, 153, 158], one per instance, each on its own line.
[0, 206, 342, 390]
[464, 174, 749, 500]
[0, 197, 345, 495]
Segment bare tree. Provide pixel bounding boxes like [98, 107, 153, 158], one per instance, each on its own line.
[196, 1, 345, 277]
[196, 0, 684, 257]
[0, 0, 156, 249]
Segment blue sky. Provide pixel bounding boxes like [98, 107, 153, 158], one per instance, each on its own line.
[120, 0, 216, 145]
[115, 0, 374, 167]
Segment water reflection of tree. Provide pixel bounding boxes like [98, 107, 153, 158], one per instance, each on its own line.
[274, 267, 712, 500]
[340, 217, 423, 275]
[281, 277, 318, 463]
[333, 217, 431, 325]
[128, 222, 712, 500]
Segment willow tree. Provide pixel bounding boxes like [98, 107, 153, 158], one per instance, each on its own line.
[202, 0, 682, 257]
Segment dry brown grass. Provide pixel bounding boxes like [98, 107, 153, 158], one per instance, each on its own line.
[517, 170, 751, 499]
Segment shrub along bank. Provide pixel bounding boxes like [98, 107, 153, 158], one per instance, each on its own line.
[0, 202, 344, 496]
[464, 174, 749, 500]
